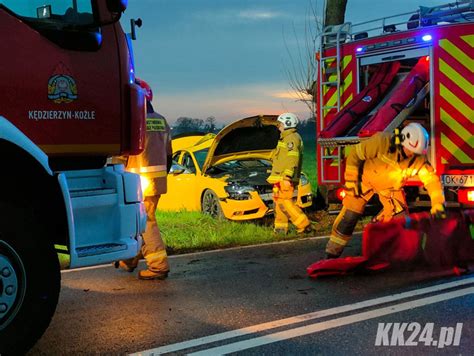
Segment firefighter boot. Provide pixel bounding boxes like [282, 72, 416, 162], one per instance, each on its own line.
[138, 269, 169, 280]
[298, 221, 317, 235]
[114, 257, 139, 272]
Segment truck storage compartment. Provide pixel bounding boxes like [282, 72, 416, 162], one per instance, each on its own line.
[319, 60, 400, 138]
[359, 56, 430, 137]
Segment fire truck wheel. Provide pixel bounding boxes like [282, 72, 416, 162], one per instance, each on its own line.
[0, 235, 60, 354]
[202, 190, 224, 219]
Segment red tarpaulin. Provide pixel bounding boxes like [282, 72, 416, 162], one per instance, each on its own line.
[307, 210, 474, 278]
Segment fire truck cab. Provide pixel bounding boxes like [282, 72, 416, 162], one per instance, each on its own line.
[316, 1, 474, 212]
[0, 0, 146, 352]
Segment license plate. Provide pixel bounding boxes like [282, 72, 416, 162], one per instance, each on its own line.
[441, 175, 474, 187]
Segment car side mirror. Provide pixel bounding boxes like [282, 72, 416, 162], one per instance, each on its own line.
[170, 164, 186, 175]
[172, 168, 185, 175]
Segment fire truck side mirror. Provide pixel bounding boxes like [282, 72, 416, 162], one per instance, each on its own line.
[106, 0, 128, 14]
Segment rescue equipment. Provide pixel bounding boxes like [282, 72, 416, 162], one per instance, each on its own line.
[307, 210, 474, 278]
[320, 61, 400, 138]
[358, 56, 430, 137]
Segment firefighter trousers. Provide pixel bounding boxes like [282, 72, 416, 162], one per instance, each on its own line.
[122, 195, 169, 272]
[325, 189, 408, 257]
[273, 183, 310, 233]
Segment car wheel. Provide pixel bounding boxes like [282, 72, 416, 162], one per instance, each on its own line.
[202, 190, 224, 219]
[0, 204, 60, 354]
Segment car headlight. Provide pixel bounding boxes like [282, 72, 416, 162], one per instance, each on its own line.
[300, 173, 309, 186]
[224, 184, 255, 200]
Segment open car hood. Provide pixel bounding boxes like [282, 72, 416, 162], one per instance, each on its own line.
[202, 115, 280, 173]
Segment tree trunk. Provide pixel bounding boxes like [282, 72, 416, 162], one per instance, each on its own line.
[324, 0, 348, 26]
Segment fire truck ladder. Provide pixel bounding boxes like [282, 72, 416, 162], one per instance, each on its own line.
[319, 23, 351, 183]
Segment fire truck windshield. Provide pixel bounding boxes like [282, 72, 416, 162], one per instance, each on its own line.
[0, 0, 95, 26]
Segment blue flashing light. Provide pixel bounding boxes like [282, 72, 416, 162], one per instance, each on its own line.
[356, 47, 364, 53]
[422, 34, 432, 42]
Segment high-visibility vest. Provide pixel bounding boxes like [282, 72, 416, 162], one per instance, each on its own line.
[267, 128, 303, 184]
[127, 111, 172, 195]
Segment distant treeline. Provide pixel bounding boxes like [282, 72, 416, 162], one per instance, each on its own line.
[170, 115, 316, 142]
[170, 116, 222, 137]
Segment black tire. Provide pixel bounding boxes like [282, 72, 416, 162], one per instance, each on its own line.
[0, 203, 60, 355]
[201, 190, 224, 219]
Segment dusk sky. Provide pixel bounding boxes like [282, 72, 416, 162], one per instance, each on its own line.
[121, 0, 448, 124]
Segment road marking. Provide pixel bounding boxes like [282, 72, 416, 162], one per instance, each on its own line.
[130, 277, 474, 355]
[61, 234, 332, 273]
[189, 286, 474, 355]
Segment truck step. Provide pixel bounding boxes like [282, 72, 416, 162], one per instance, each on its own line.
[320, 55, 338, 61]
[69, 188, 116, 198]
[76, 243, 127, 257]
[323, 66, 338, 75]
[318, 136, 367, 147]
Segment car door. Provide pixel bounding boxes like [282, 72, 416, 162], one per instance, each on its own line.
[158, 150, 199, 211]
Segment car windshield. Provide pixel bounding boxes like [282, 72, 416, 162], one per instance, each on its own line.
[194, 148, 209, 169]
[215, 159, 271, 171]
[0, 0, 95, 26]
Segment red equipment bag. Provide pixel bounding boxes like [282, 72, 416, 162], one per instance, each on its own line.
[307, 210, 474, 278]
[358, 56, 430, 137]
[319, 61, 400, 138]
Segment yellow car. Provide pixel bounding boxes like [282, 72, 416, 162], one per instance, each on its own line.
[158, 115, 313, 220]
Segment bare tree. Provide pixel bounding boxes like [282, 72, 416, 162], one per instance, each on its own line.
[284, 0, 322, 116]
[284, 0, 348, 116]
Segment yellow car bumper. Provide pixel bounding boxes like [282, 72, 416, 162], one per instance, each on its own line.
[220, 185, 313, 221]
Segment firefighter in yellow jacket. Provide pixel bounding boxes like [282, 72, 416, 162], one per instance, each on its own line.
[325, 123, 446, 258]
[118, 79, 172, 280]
[267, 113, 313, 234]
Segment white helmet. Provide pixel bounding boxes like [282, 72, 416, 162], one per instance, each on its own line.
[277, 112, 299, 129]
[400, 123, 429, 155]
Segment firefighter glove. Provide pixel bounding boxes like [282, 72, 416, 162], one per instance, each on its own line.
[344, 181, 361, 197]
[430, 203, 446, 219]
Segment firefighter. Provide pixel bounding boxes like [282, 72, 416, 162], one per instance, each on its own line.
[325, 122, 446, 258]
[267, 112, 313, 234]
[117, 78, 172, 280]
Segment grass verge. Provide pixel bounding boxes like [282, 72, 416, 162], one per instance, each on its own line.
[302, 139, 317, 194]
[56, 210, 370, 267]
[157, 210, 370, 255]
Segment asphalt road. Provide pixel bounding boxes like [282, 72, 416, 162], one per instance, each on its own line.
[29, 234, 473, 355]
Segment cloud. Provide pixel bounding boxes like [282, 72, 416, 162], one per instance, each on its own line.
[237, 10, 284, 21]
[192, 8, 287, 24]
[271, 90, 312, 101]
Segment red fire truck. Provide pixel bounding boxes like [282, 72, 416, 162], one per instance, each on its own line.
[0, 0, 146, 352]
[316, 1, 474, 212]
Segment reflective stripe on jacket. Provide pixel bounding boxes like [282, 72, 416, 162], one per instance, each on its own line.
[267, 128, 303, 184]
[346, 132, 445, 207]
[127, 111, 172, 195]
